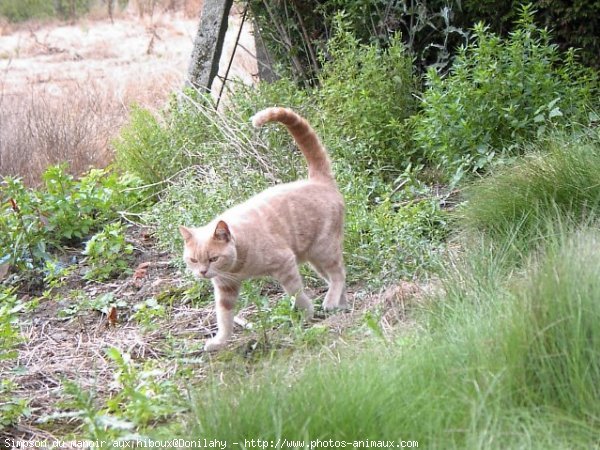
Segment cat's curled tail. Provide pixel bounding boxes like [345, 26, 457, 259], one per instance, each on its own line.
[252, 107, 333, 182]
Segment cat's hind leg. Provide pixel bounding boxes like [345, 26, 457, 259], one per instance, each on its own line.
[274, 260, 314, 320]
[310, 253, 347, 310]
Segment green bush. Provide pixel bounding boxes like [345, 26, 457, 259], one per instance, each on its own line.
[430, 0, 600, 69]
[318, 22, 419, 172]
[0, 0, 93, 22]
[413, 6, 598, 182]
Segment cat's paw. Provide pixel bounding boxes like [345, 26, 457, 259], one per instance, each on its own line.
[323, 300, 349, 312]
[204, 337, 227, 352]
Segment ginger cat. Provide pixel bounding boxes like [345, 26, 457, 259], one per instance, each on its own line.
[179, 107, 346, 351]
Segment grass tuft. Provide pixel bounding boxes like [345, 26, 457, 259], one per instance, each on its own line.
[459, 130, 600, 250]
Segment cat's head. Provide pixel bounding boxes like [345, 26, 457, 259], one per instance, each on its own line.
[178, 220, 237, 279]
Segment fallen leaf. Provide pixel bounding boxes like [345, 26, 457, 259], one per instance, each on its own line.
[9, 198, 19, 212]
[133, 261, 151, 280]
[0, 263, 11, 281]
[107, 306, 118, 326]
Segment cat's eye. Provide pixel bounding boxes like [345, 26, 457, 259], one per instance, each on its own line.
[208, 256, 218, 263]
[189, 258, 198, 264]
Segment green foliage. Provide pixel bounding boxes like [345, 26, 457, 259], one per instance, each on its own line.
[433, 0, 600, 69]
[0, 0, 93, 22]
[340, 166, 446, 281]
[181, 225, 600, 448]
[83, 223, 133, 281]
[536, 0, 600, 69]
[59, 292, 126, 319]
[0, 0, 53, 22]
[249, 0, 466, 82]
[1, 379, 29, 429]
[459, 130, 600, 248]
[114, 105, 193, 187]
[54, 380, 133, 441]
[132, 297, 166, 330]
[318, 21, 419, 171]
[0, 288, 22, 361]
[0, 165, 145, 271]
[105, 347, 184, 426]
[413, 6, 598, 182]
[0, 288, 28, 429]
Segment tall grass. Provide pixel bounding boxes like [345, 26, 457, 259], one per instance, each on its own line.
[175, 223, 600, 448]
[459, 130, 600, 251]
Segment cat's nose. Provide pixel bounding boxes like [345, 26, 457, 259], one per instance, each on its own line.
[200, 269, 208, 277]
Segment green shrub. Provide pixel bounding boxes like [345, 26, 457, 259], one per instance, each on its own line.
[318, 22, 419, 172]
[430, 0, 600, 69]
[339, 165, 446, 281]
[459, 129, 600, 248]
[413, 5, 598, 182]
[0, 0, 53, 22]
[0, 165, 145, 270]
[113, 106, 180, 187]
[83, 222, 133, 281]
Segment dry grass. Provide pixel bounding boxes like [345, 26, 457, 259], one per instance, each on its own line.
[0, 82, 118, 183]
[0, 75, 182, 185]
[0, 8, 199, 184]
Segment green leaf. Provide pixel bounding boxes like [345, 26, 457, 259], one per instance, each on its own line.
[548, 107, 563, 119]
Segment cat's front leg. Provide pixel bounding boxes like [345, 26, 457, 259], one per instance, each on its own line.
[205, 279, 240, 352]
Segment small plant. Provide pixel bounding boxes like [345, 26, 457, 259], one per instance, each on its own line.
[105, 347, 184, 426]
[1, 165, 145, 271]
[0, 379, 29, 429]
[133, 298, 166, 330]
[46, 380, 133, 441]
[83, 223, 134, 281]
[58, 292, 127, 319]
[0, 287, 23, 361]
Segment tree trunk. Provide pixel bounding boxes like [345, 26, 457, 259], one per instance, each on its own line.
[187, 0, 234, 92]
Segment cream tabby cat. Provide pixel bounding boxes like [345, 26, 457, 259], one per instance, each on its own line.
[179, 107, 346, 351]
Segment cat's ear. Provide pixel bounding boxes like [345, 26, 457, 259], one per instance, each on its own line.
[179, 226, 193, 242]
[213, 220, 231, 242]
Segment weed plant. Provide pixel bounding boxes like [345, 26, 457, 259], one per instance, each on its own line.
[0, 165, 145, 271]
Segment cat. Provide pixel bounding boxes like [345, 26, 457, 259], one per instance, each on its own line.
[179, 107, 347, 351]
